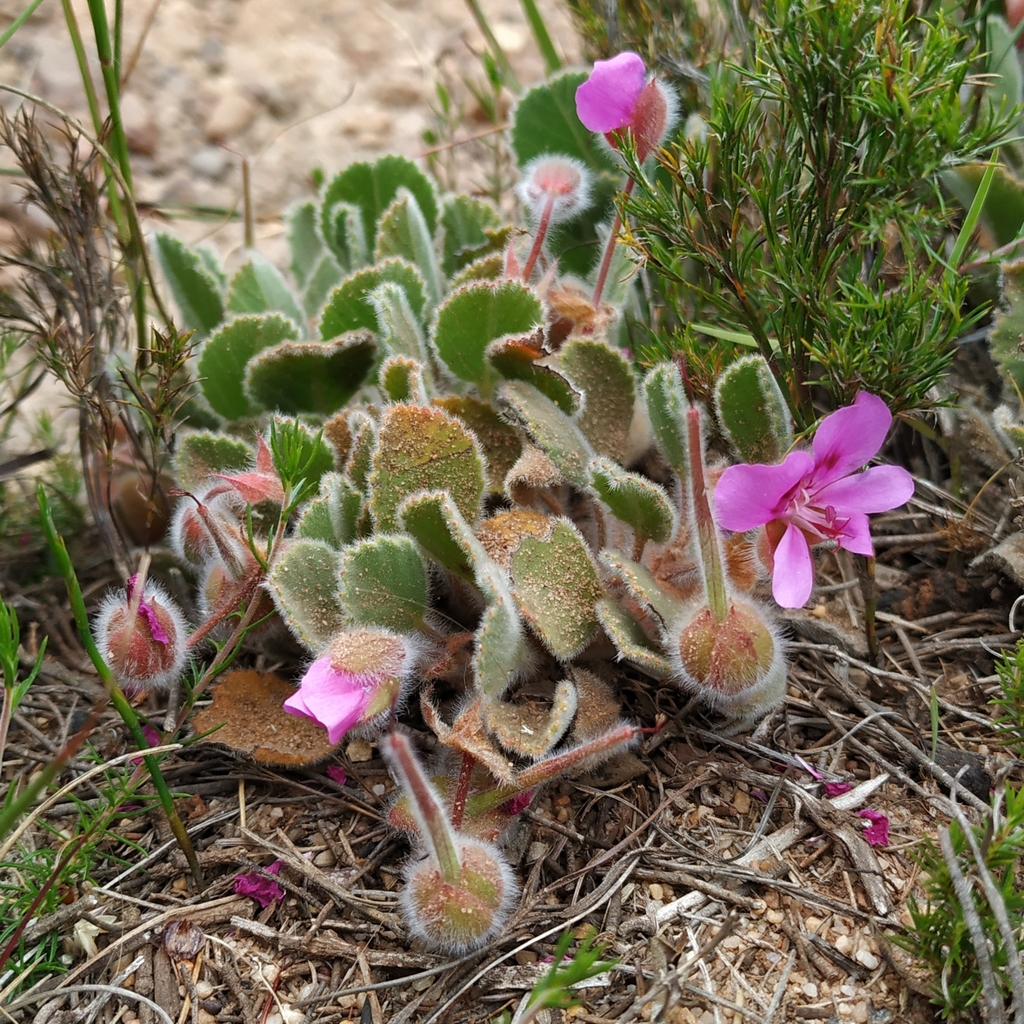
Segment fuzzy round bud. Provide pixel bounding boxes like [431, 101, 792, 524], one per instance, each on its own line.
[401, 835, 517, 953]
[94, 576, 189, 694]
[515, 155, 593, 226]
[670, 596, 785, 725]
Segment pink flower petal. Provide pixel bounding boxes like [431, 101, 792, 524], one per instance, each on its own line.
[771, 522, 814, 608]
[714, 451, 814, 532]
[282, 656, 370, 745]
[824, 781, 852, 797]
[857, 808, 889, 846]
[810, 392, 892, 487]
[575, 51, 646, 133]
[836, 511, 874, 556]
[326, 765, 347, 785]
[814, 464, 914, 514]
[234, 861, 285, 908]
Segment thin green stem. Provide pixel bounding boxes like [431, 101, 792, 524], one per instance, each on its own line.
[686, 407, 729, 623]
[36, 485, 203, 886]
[518, 0, 560, 75]
[462, 0, 521, 94]
[0, 0, 47, 50]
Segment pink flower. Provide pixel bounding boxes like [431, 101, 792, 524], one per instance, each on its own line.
[575, 52, 675, 161]
[713, 392, 914, 608]
[282, 628, 412, 745]
[857, 809, 890, 846]
[234, 860, 284, 907]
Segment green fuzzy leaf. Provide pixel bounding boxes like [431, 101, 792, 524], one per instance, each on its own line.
[227, 252, 306, 328]
[287, 200, 324, 289]
[369, 403, 486, 532]
[510, 71, 618, 175]
[993, 259, 1024, 394]
[266, 539, 346, 650]
[439, 193, 502, 278]
[370, 281, 428, 362]
[595, 598, 673, 680]
[197, 245, 228, 292]
[714, 355, 793, 464]
[559, 338, 635, 461]
[319, 259, 426, 340]
[244, 331, 377, 416]
[380, 355, 427, 404]
[488, 337, 579, 415]
[431, 280, 544, 387]
[198, 313, 299, 420]
[322, 471, 363, 546]
[985, 16, 1023, 122]
[345, 412, 376, 491]
[399, 490, 476, 580]
[339, 535, 428, 631]
[644, 362, 689, 476]
[434, 396, 522, 492]
[599, 550, 684, 629]
[450, 251, 505, 287]
[172, 430, 252, 491]
[497, 380, 594, 486]
[152, 232, 225, 340]
[320, 200, 367, 272]
[302, 253, 344, 318]
[590, 457, 675, 548]
[321, 155, 438, 255]
[375, 189, 442, 307]
[509, 519, 603, 660]
[399, 492, 524, 695]
[297, 495, 337, 546]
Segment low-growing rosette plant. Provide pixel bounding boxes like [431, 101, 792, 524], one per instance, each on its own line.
[99, 41, 923, 954]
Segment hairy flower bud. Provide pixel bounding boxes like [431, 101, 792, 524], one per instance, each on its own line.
[94, 576, 189, 694]
[670, 596, 785, 726]
[384, 731, 517, 953]
[515, 155, 593, 226]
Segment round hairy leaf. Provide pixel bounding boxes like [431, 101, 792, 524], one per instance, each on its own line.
[431, 280, 544, 387]
[595, 598, 673, 680]
[497, 380, 593, 487]
[287, 200, 324, 289]
[369, 404, 485, 532]
[244, 331, 377, 415]
[266, 539, 346, 650]
[173, 430, 252, 492]
[339, 535, 428, 631]
[320, 155, 438, 255]
[227, 251, 305, 327]
[489, 336, 579, 415]
[198, 313, 299, 420]
[590, 457, 675, 548]
[375, 189, 442, 307]
[509, 519, 603, 660]
[434, 396, 522, 492]
[319, 259, 426, 340]
[559, 338, 635, 461]
[152, 232, 225, 340]
[439, 193, 503, 278]
[714, 354, 793, 464]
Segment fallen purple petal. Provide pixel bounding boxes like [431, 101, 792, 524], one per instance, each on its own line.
[326, 765, 347, 785]
[857, 809, 890, 846]
[824, 781, 852, 798]
[234, 860, 285, 907]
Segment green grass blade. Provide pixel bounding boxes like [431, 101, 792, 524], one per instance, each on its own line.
[0, 0, 47, 50]
[519, 0, 561, 75]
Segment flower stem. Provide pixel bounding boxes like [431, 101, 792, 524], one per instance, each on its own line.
[385, 732, 461, 884]
[521, 194, 555, 282]
[451, 751, 475, 832]
[592, 176, 635, 308]
[686, 408, 730, 624]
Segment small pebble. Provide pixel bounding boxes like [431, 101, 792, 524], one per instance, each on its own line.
[188, 145, 230, 180]
[346, 738, 373, 762]
[802, 982, 818, 998]
[855, 948, 880, 970]
[851, 1002, 869, 1023]
[194, 980, 214, 999]
[314, 849, 336, 867]
[766, 909, 784, 925]
[372, 783, 386, 797]
[835, 934, 854, 954]
[648, 883, 664, 901]
[515, 950, 538, 965]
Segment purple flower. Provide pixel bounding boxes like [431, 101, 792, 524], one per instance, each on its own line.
[576, 52, 647, 133]
[283, 628, 412, 746]
[857, 809, 890, 847]
[713, 392, 914, 608]
[575, 51, 675, 161]
[234, 860, 284, 908]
